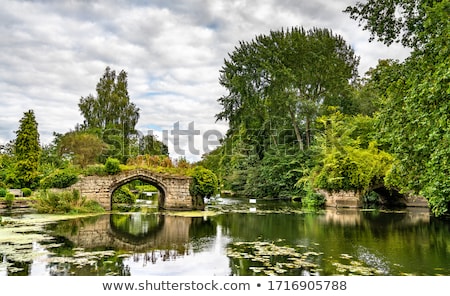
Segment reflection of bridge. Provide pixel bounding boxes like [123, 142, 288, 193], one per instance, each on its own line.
[63, 214, 193, 253]
[70, 169, 199, 211]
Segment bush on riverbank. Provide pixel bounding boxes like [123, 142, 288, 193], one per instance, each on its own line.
[105, 157, 121, 174]
[5, 193, 14, 208]
[189, 166, 218, 208]
[21, 188, 32, 197]
[112, 185, 136, 204]
[34, 189, 104, 214]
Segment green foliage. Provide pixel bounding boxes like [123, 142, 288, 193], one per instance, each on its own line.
[135, 184, 158, 192]
[81, 164, 107, 176]
[40, 169, 79, 189]
[105, 157, 121, 175]
[362, 191, 381, 206]
[189, 166, 218, 200]
[58, 131, 108, 168]
[34, 189, 104, 214]
[112, 185, 136, 204]
[344, 0, 431, 48]
[5, 193, 14, 208]
[217, 27, 359, 151]
[14, 110, 41, 188]
[365, 1, 450, 216]
[311, 111, 393, 193]
[139, 134, 169, 156]
[0, 154, 15, 188]
[21, 188, 32, 197]
[0, 188, 6, 197]
[81, 199, 106, 213]
[243, 146, 312, 198]
[208, 27, 363, 201]
[300, 182, 325, 209]
[78, 67, 140, 162]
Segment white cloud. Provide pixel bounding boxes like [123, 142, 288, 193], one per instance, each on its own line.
[0, 0, 411, 161]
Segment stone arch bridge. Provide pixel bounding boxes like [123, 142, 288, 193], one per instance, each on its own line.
[70, 169, 199, 211]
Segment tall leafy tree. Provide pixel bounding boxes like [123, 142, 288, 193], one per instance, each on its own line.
[217, 27, 359, 151]
[79, 67, 140, 161]
[139, 134, 169, 156]
[347, 0, 450, 216]
[14, 110, 41, 188]
[212, 27, 359, 196]
[58, 131, 108, 168]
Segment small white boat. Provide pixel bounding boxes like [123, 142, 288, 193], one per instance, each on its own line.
[249, 199, 256, 204]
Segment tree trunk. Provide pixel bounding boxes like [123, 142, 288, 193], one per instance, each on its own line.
[289, 109, 303, 150]
[305, 117, 311, 148]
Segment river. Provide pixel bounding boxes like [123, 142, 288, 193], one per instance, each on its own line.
[1, 197, 449, 276]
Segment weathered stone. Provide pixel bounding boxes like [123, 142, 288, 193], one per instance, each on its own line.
[318, 189, 363, 208]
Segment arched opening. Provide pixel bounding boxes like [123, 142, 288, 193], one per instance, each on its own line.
[110, 175, 167, 211]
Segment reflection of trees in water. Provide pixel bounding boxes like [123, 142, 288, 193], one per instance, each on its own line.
[130, 249, 182, 266]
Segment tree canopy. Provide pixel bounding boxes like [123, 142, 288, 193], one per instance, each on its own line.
[57, 131, 108, 168]
[347, 0, 450, 216]
[208, 27, 362, 198]
[217, 27, 360, 151]
[344, 0, 438, 48]
[79, 66, 140, 161]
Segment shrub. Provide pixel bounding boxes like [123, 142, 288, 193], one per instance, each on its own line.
[21, 188, 32, 197]
[313, 142, 393, 193]
[82, 164, 107, 176]
[189, 166, 218, 208]
[112, 185, 136, 204]
[105, 157, 121, 175]
[301, 184, 325, 209]
[0, 188, 6, 198]
[81, 200, 105, 213]
[5, 193, 14, 208]
[34, 189, 104, 214]
[40, 169, 79, 189]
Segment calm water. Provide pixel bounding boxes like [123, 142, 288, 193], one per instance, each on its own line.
[1, 198, 449, 276]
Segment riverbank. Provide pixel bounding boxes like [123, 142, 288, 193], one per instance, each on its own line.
[0, 197, 36, 215]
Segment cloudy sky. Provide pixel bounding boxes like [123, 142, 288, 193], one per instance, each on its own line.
[0, 0, 411, 161]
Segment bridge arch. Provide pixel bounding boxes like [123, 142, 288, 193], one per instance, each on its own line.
[70, 169, 195, 211]
[110, 173, 168, 210]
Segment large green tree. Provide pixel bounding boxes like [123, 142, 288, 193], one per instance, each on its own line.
[79, 67, 140, 161]
[139, 134, 169, 156]
[14, 110, 41, 188]
[212, 27, 360, 196]
[57, 131, 108, 168]
[217, 27, 359, 152]
[346, 0, 450, 216]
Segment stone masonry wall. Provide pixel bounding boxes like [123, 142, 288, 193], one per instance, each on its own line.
[318, 189, 363, 208]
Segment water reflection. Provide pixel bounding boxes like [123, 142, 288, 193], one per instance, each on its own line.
[1, 200, 449, 276]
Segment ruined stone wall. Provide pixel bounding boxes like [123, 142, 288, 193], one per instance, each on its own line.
[318, 189, 429, 209]
[318, 189, 363, 208]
